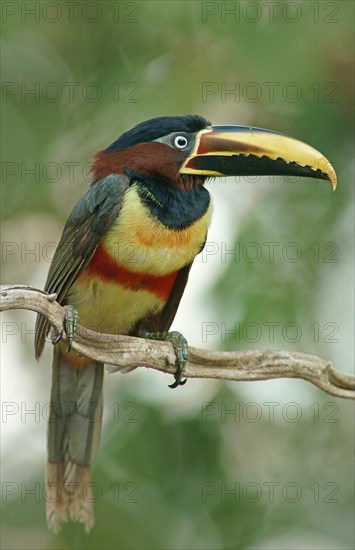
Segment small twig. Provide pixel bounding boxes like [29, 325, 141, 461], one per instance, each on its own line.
[1, 285, 354, 399]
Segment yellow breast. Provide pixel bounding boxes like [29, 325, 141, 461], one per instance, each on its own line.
[101, 184, 213, 275]
[67, 278, 164, 335]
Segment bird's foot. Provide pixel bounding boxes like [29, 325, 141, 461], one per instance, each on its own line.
[144, 330, 188, 389]
[51, 305, 79, 353]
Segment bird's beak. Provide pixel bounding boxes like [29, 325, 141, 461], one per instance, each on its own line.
[180, 125, 337, 189]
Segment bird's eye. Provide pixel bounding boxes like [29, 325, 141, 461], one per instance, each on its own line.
[173, 134, 189, 149]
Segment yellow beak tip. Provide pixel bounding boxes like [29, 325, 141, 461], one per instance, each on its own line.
[328, 171, 337, 190]
[318, 161, 337, 190]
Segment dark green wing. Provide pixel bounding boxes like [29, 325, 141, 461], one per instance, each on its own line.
[157, 262, 193, 332]
[35, 173, 130, 358]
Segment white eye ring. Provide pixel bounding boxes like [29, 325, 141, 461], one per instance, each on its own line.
[173, 134, 189, 149]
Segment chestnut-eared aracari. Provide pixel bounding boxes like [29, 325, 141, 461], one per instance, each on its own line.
[34, 115, 336, 532]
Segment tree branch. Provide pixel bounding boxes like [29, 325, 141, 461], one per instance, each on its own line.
[1, 285, 354, 399]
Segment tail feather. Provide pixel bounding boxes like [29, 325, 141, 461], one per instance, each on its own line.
[46, 345, 104, 533]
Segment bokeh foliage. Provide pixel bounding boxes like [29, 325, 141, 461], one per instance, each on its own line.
[1, 1, 354, 549]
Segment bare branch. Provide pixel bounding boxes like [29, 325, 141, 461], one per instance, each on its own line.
[1, 285, 354, 400]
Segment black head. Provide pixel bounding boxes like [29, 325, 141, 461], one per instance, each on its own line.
[105, 115, 210, 152]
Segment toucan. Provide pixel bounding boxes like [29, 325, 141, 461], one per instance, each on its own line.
[34, 115, 336, 533]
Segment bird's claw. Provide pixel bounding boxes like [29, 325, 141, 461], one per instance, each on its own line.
[168, 375, 187, 390]
[51, 330, 64, 346]
[51, 305, 78, 353]
[145, 330, 188, 389]
[64, 305, 79, 352]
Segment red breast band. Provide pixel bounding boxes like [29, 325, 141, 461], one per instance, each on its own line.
[83, 244, 177, 301]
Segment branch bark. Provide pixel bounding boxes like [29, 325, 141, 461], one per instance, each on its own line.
[1, 285, 354, 399]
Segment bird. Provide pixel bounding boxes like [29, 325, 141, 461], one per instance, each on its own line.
[34, 115, 336, 533]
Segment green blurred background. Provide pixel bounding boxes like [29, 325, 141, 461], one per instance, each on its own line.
[1, 1, 354, 549]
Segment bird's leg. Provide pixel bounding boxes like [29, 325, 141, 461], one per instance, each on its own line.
[144, 331, 188, 389]
[51, 305, 79, 353]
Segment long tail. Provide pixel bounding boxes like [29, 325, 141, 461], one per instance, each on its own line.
[46, 344, 104, 534]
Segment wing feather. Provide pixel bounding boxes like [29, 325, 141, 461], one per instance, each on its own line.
[35, 174, 129, 358]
